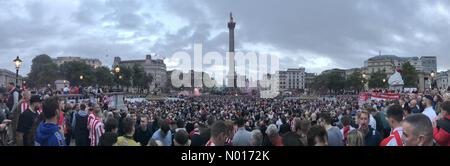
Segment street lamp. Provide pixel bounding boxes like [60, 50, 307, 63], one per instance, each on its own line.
[13, 56, 22, 86]
[430, 71, 435, 89]
[114, 65, 121, 91]
[114, 65, 120, 74]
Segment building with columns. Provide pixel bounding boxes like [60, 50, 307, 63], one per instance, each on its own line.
[113, 55, 167, 90]
[436, 70, 450, 91]
[277, 68, 305, 91]
[0, 68, 23, 88]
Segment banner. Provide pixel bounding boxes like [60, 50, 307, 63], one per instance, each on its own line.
[359, 92, 400, 102]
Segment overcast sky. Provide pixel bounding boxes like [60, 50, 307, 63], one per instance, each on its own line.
[1, 0, 450, 77]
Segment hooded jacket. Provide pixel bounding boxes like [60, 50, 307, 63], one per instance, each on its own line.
[35, 122, 66, 146]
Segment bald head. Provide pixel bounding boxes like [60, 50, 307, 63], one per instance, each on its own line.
[402, 114, 433, 146]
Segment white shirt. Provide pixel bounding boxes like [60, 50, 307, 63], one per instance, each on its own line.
[422, 106, 437, 122]
[276, 119, 283, 128]
[370, 115, 377, 131]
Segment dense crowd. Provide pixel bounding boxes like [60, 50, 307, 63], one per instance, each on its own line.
[1, 81, 449, 146]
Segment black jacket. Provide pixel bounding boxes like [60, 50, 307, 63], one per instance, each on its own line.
[134, 125, 153, 146]
[364, 126, 382, 146]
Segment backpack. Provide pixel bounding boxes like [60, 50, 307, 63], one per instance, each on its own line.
[75, 113, 89, 136]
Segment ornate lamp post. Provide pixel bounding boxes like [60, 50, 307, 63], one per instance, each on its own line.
[13, 56, 22, 86]
[114, 65, 121, 91]
[430, 71, 435, 90]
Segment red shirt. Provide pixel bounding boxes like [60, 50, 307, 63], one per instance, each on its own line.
[271, 136, 284, 146]
[434, 115, 450, 146]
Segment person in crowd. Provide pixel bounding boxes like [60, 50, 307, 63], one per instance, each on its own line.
[265, 124, 283, 146]
[433, 101, 450, 146]
[0, 91, 11, 139]
[403, 105, 412, 117]
[380, 104, 404, 146]
[297, 119, 310, 146]
[422, 95, 437, 122]
[114, 117, 139, 146]
[232, 117, 251, 146]
[98, 117, 119, 146]
[175, 119, 186, 132]
[374, 105, 391, 139]
[402, 114, 434, 146]
[357, 110, 382, 146]
[307, 125, 328, 146]
[147, 139, 163, 146]
[367, 107, 377, 132]
[434, 95, 444, 114]
[346, 130, 364, 146]
[340, 115, 355, 144]
[57, 98, 66, 139]
[191, 116, 214, 146]
[6, 82, 20, 112]
[35, 97, 66, 146]
[224, 120, 235, 146]
[98, 132, 118, 146]
[134, 115, 152, 146]
[206, 120, 227, 146]
[87, 103, 96, 142]
[319, 112, 343, 146]
[16, 95, 41, 146]
[250, 129, 263, 146]
[72, 104, 89, 146]
[282, 131, 304, 146]
[173, 130, 190, 146]
[90, 105, 104, 146]
[410, 99, 421, 114]
[61, 103, 73, 146]
[9, 90, 29, 143]
[151, 119, 172, 146]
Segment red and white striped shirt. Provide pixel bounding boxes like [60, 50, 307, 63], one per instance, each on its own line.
[380, 127, 404, 146]
[90, 117, 104, 146]
[87, 113, 96, 139]
[20, 102, 29, 114]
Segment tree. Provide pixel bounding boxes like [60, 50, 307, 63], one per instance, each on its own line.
[401, 62, 418, 87]
[132, 65, 146, 89]
[59, 61, 96, 87]
[116, 66, 133, 88]
[312, 74, 328, 94]
[346, 71, 364, 93]
[94, 66, 114, 87]
[28, 54, 59, 88]
[327, 72, 346, 94]
[369, 70, 388, 89]
[312, 71, 345, 94]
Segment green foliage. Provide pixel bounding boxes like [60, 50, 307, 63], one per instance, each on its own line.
[28, 54, 59, 88]
[401, 62, 419, 87]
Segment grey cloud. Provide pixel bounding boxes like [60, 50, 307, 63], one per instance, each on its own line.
[1, 0, 450, 76]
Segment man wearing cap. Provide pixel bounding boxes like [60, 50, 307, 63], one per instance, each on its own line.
[422, 95, 437, 122]
[16, 95, 41, 146]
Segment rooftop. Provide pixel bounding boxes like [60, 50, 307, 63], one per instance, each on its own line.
[368, 55, 400, 61]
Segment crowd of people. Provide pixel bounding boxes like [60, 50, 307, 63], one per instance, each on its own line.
[1, 81, 449, 146]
